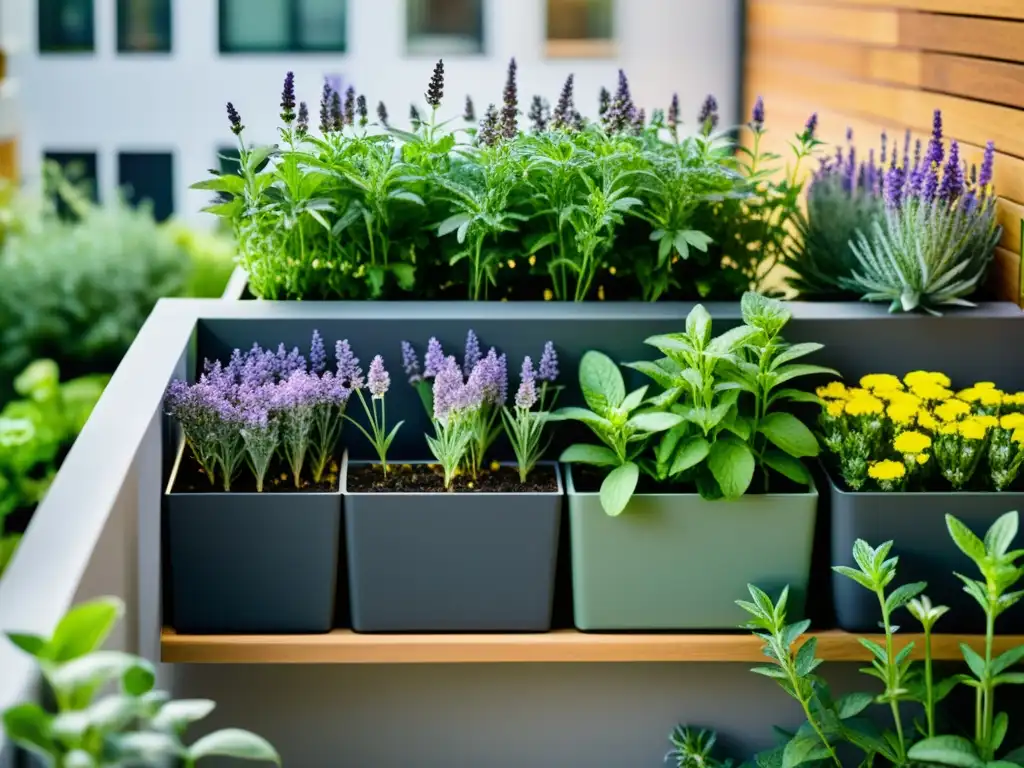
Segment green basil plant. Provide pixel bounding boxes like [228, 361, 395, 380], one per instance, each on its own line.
[556, 292, 833, 515]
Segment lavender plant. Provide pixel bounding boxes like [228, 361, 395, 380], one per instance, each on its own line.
[843, 111, 1000, 313]
[426, 355, 481, 489]
[343, 347, 404, 476]
[464, 344, 508, 479]
[502, 354, 555, 482]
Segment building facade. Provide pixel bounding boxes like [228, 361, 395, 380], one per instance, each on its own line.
[4, 0, 740, 224]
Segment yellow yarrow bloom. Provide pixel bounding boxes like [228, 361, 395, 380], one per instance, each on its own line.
[894, 431, 931, 454]
[974, 382, 997, 390]
[973, 415, 999, 428]
[845, 395, 884, 417]
[860, 374, 904, 391]
[959, 419, 989, 440]
[904, 371, 952, 389]
[826, 400, 845, 418]
[1003, 393, 1024, 406]
[1001, 413, 1024, 430]
[887, 401, 918, 426]
[916, 453, 930, 465]
[1013, 427, 1024, 445]
[938, 422, 959, 436]
[911, 382, 954, 401]
[816, 382, 848, 400]
[869, 460, 906, 481]
[934, 399, 972, 422]
[918, 410, 939, 430]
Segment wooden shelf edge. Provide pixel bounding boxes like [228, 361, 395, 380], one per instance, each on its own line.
[160, 628, 1024, 665]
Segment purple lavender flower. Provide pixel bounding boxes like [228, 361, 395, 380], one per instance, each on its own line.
[538, 341, 559, 382]
[497, 353, 508, 404]
[606, 70, 637, 134]
[552, 75, 575, 130]
[516, 356, 537, 409]
[938, 140, 963, 202]
[425, 59, 445, 108]
[478, 104, 500, 147]
[751, 96, 765, 132]
[336, 339, 364, 389]
[273, 344, 306, 379]
[310, 330, 327, 374]
[501, 58, 519, 140]
[528, 95, 550, 133]
[432, 356, 465, 423]
[913, 138, 922, 169]
[884, 164, 904, 210]
[356, 94, 368, 127]
[979, 140, 995, 189]
[330, 90, 343, 131]
[667, 92, 680, 131]
[927, 109, 944, 166]
[697, 94, 719, 134]
[463, 330, 482, 376]
[922, 164, 939, 203]
[280, 71, 296, 124]
[319, 82, 333, 133]
[367, 356, 390, 398]
[424, 337, 445, 378]
[296, 101, 309, 136]
[631, 108, 646, 136]
[227, 102, 244, 136]
[377, 101, 389, 127]
[400, 341, 421, 384]
[467, 349, 506, 407]
[343, 86, 356, 126]
[598, 86, 611, 123]
[463, 95, 476, 123]
[803, 112, 818, 141]
[902, 130, 911, 170]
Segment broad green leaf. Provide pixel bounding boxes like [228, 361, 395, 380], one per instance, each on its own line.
[680, 229, 713, 251]
[437, 213, 471, 237]
[526, 232, 558, 254]
[624, 359, 679, 390]
[947, 515, 987, 564]
[644, 334, 695, 359]
[835, 692, 873, 719]
[707, 437, 755, 499]
[63, 750, 96, 768]
[907, 736, 983, 768]
[992, 711, 1008, 752]
[960, 643, 987, 679]
[48, 651, 155, 700]
[88, 694, 145, 731]
[599, 462, 639, 517]
[793, 637, 820, 676]
[992, 644, 1024, 676]
[115, 732, 182, 762]
[762, 450, 812, 485]
[707, 326, 761, 358]
[620, 386, 649, 413]
[757, 413, 819, 458]
[627, 411, 684, 434]
[2, 703, 57, 759]
[885, 581, 927, 614]
[6, 632, 47, 658]
[579, 351, 625, 413]
[985, 512, 1019, 558]
[388, 189, 425, 206]
[750, 665, 787, 679]
[151, 699, 217, 731]
[685, 305, 713, 347]
[781, 732, 831, 768]
[45, 597, 124, 662]
[189, 175, 245, 195]
[658, 235, 675, 266]
[770, 343, 824, 370]
[188, 729, 280, 764]
[560, 444, 620, 467]
[670, 437, 711, 475]
[771, 364, 839, 388]
[551, 407, 613, 431]
[993, 672, 1024, 684]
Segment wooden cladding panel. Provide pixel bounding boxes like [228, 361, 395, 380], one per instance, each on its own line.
[0, 140, 16, 181]
[749, 2, 900, 45]
[920, 54, 1024, 111]
[746, 33, 922, 87]
[760, 0, 1024, 20]
[898, 13, 1024, 64]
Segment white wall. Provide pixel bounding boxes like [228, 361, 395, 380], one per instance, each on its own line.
[3, 0, 741, 225]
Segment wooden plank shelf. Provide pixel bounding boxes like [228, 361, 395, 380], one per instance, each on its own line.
[161, 628, 1024, 665]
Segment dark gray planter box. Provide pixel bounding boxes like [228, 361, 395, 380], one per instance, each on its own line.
[567, 467, 819, 630]
[829, 471, 1024, 634]
[164, 445, 342, 634]
[342, 454, 562, 632]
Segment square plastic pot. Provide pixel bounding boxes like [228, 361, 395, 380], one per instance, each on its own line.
[829, 470, 1024, 634]
[164, 445, 342, 634]
[567, 467, 819, 630]
[343, 454, 562, 632]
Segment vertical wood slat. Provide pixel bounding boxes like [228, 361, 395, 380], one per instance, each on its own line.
[0, 140, 17, 181]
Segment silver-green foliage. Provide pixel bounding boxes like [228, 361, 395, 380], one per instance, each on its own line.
[2, 596, 280, 767]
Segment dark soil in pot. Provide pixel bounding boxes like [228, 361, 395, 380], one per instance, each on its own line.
[347, 463, 558, 493]
[570, 464, 807, 495]
[170, 453, 339, 493]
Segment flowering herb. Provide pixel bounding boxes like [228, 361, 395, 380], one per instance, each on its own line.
[342, 349, 403, 476]
[464, 346, 507, 478]
[426, 355, 480, 489]
[818, 371, 1024, 492]
[502, 348, 558, 482]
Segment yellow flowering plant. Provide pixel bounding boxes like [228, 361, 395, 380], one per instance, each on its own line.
[818, 370, 1024, 492]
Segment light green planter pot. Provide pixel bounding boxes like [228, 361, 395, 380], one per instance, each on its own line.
[566, 467, 820, 630]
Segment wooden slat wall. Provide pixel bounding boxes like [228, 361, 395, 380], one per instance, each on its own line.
[745, 0, 1024, 303]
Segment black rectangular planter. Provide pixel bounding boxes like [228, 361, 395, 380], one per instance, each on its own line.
[164, 445, 342, 634]
[342, 454, 562, 632]
[829, 471, 1024, 634]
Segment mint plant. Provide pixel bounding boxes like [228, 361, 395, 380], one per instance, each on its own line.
[2, 597, 279, 766]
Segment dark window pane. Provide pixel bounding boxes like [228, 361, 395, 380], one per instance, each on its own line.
[219, 0, 346, 52]
[119, 152, 174, 222]
[547, 0, 613, 40]
[43, 151, 98, 219]
[117, 0, 172, 52]
[217, 147, 241, 176]
[407, 0, 482, 55]
[39, 0, 95, 52]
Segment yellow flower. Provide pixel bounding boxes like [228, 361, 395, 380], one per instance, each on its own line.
[916, 453, 930, 465]
[868, 460, 906, 481]
[528, 255, 537, 266]
[1001, 413, 1024, 430]
[911, 382, 954, 401]
[608, 266, 616, 275]
[958, 419, 989, 440]
[1013, 427, 1024, 445]
[1003, 393, 1024, 406]
[860, 374, 904, 391]
[894, 431, 931, 454]
[826, 400, 845, 418]
[904, 371, 952, 389]
[816, 382, 848, 400]
[935, 399, 972, 422]
[844, 395, 884, 417]
[918, 410, 939, 430]
[938, 422, 959, 436]
[543, 289, 553, 301]
[889, 391, 922, 408]
[974, 382, 997, 390]
[845, 387, 870, 399]
[887, 401, 918, 426]
[979, 389, 1003, 407]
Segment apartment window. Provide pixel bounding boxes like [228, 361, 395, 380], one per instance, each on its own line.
[39, 0, 95, 53]
[43, 151, 98, 219]
[546, 0, 613, 57]
[219, 0, 347, 53]
[406, 0, 483, 55]
[217, 147, 242, 176]
[119, 152, 174, 222]
[117, 0, 172, 52]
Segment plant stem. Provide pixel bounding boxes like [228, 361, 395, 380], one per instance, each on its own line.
[980, 607, 995, 757]
[876, 589, 907, 763]
[924, 624, 935, 738]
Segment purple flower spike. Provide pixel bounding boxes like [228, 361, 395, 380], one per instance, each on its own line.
[424, 337, 445, 378]
[310, 330, 326, 374]
[368, 356, 390, 398]
[227, 102, 244, 136]
[926, 109, 944, 167]
[884, 164, 904, 210]
[803, 112, 818, 140]
[336, 339, 364, 390]
[464, 330, 482, 376]
[280, 71, 296, 124]
[400, 341, 421, 384]
[697, 94, 719, 133]
[467, 349, 504, 406]
[979, 140, 995, 189]
[497, 353, 508, 404]
[538, 341, 559, 382]
[939, 140, 963, 202]
[751, 96, 765, 132]
[516, 356, 537, 410]
[432, 356, 464, 422]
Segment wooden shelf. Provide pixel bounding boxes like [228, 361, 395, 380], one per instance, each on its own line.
[160, 628, 1024, 665]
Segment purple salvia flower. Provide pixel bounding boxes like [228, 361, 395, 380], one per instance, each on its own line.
[501, 57, 519, 140]
[356, 94, 368, 127]
[751, 96, 765, 132]
[478, 104, 500, 147]
[938, 140, 963, 202]
[528, 95, 550, 133]
[927, 109, 944, 167]
[884, 164, 904, 210]
[330, 90, 343, 131]
[552, 74, 575, 131]
[607, 70, 637, 134]
[598, 86, 611, 122]
[336, 339, 364, 389]
[296, 101, 309, 136]
[516, 356, 537, 410]
[979, 140, 995, 189]
[463, 330, 482, 376]
[367, 356, 390, 398]
[667, 92, 680, 130]
[880, 131, 888, 164]
[467, 350, 503, 406]
[697, 94, 719, 134]
[843, 144, 856, 194]
[319, 82, 333, 133]
[571, 109, 584, 132]
[463, 95, 476, 123]
[803, 112, 818, 140]
[432, 356, 465, 423]
[400, 341, 422, 384]
[425, 59, 445, 108]
[538, 341, 558, 382]
[310, 330, 326, 374]
[631, 107, 646, 136]
[227, 102, 244, 136]
[280, 71, 296, 124]
[423, 337, 445, 378]
[343, 86, 356, 126]
[912, 138, 922, 171]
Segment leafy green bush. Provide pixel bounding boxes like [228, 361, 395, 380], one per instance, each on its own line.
[196, 64, 818, 302]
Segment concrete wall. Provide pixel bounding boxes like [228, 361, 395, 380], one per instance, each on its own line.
[3, 0, 742, 225]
